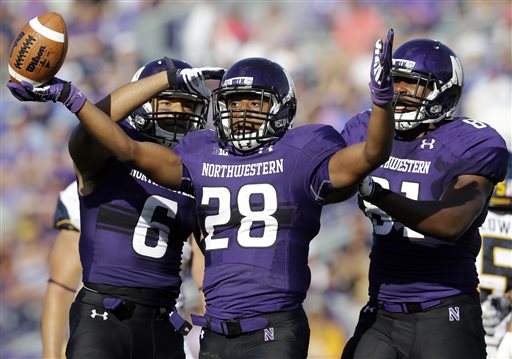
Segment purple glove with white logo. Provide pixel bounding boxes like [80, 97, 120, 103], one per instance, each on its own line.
[165, 57, 225, 98]
[6, 78, 87, 113]
[369, 29, 394, 106]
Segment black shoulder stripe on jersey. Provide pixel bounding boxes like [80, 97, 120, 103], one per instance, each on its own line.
[97, 204, 139, 232]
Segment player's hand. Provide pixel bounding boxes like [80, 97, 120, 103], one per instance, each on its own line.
[481, 295, 512, 336]
[369, 28, 394, 106]
[359, 175, 379, 200]
[358, 175, 391, 204]
[6, 78, 86, 113]
[164, 57, 225, 98]
[177, 67, 226, 98]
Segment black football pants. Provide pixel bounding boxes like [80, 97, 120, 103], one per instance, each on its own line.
[66, 289, 185, 359]
[341, 293, 486, 359]
[198, 308, 310, 359]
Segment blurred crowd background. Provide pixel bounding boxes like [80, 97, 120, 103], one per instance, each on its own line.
[1, 1, 510, 358]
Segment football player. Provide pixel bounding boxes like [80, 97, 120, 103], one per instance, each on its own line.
[7, 29, 395, 359]
[340, 39, 510, 359]
[19, 57, 210, 359]
[41, 179, 205, 359]
[479, 175, 512, 359]
[41, 181, 81, 359]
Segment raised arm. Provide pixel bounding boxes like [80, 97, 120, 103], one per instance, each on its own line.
[75, 96, 184, 189]
[7, 71, 183, 189]
[69, 72, 173, 193]
[329, 29, 395, 190]
[6, 65, 224, 190]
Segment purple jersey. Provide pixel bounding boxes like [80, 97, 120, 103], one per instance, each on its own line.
[341, 110, 509, 303]
[79, 120, 197, 292]
[174, 125, 345, 319]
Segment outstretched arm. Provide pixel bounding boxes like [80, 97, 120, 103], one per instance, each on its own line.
[7, 69, 182, 188]
[74, 95, 184, 189]
[6, 65, 223, 190]
[69, 72, 172, 182]
[329, 29, 395, 190]
[70, 70, 174, 188]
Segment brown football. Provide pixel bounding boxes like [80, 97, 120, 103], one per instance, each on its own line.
[8, 12, 68, 86]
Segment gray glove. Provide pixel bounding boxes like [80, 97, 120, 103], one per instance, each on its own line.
[481, 295, 512, 336]
[358, 175, 391, 203]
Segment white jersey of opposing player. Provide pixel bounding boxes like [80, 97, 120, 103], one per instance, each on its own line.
[477, 209, 512, 359]
[57, 181, 81, 230]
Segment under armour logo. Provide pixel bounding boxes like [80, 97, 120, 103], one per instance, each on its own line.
[264, 327, 274, 341]
[448, 306, 460, 321]
[420, 138, 435, 150]
[200, 329, 204, 340]
[258, 145, 273, 154]
[91, 309, 108, 320]
[363, 305, 377, 313]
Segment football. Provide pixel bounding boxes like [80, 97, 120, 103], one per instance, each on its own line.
[8, 12, 68, 86]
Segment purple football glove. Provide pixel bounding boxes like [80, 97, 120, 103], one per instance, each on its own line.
[369, 29, 394, 106]
[6, 78, 87, 113]
[165, 57, 225, 98]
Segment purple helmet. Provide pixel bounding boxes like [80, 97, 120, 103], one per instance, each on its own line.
[130, 58, 208, 148]
[212, 57, 297, 152]
[391, 39, 464, 131]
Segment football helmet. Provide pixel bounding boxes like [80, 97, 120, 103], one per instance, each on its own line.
[212, 57, 297, 152]
[391, 39, 464, 131]
[130, 58, 209, 148]
[489, 178, 512, 211]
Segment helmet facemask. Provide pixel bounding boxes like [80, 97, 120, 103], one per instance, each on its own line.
[129, 57, 209, 148]
[391, 54, 463, 132]
[131, 90, 208, 148]
[213, 86, 291, 152]
[392, 71, 438, 131]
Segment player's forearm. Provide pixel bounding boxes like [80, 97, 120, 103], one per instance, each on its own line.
[364, 103, 394, 167]
[95, 71, 169, 122]
[372, 194, 477, 241]
[69, 73, 168, 174]
[41, 286, 75, 358]
[75, 101, 140, 163]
